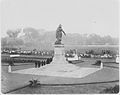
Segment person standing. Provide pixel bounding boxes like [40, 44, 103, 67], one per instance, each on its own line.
[38, 61, 40, 68]
[35, 61, 37, 68]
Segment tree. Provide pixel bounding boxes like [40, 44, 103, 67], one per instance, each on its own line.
[5, 29, 23, 48]
[23, 27, 40, 42]
[7, 29, 21, 39]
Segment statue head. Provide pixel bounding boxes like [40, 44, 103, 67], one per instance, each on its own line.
[59, 24, 62, 28]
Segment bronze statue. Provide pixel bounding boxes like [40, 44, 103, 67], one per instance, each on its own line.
[55, 24, 66, 44]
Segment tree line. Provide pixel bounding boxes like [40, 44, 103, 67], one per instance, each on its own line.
[1, 27, 119, 49]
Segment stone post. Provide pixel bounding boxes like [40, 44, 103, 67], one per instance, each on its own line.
[100, 62, 103, 69]
[8, 65, 12, 72]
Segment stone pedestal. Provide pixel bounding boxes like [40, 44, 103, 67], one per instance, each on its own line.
[39, 44, 79, 72]
[52, 44, 67, 64]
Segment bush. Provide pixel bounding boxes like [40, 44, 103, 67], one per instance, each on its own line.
[29, 79, 40, 88]
[93, 60, 101, 66]
[100, 85, 119, 93]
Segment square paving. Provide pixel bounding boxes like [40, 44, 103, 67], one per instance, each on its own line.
[12, 64, 101, 78]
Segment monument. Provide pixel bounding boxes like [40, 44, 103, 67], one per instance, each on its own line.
[55, 24, 66, 45]
[52, 24, 67, 64]
[43, 24, 79, 71]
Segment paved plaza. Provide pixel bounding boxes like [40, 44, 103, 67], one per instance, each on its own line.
[12, 63, 101, 78]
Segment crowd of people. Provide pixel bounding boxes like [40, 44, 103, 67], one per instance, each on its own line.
[7, 57, 53, 67]
[65, 49, 116, 59]
[35, 60, 46, 68]
[34, 57, 53, 68]
[1, 47, 118, 69]
[1, 48, 54, 56]
[1, 48, 117, 59]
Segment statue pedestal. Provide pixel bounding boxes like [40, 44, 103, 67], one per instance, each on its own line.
[52, 44, 67, 64]
[41, 44, 79, 72]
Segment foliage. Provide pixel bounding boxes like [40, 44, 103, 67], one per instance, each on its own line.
[7, 29, 21, 38]
[100, 85, 119, 93]
[93, 60, 101, 66]
[29, 79, 40, 88]
[1, 27, 119, 50]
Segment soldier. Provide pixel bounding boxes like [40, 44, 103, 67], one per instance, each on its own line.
[47, 58, 49, 64]
[37, 61, 39, 68]
[9, 58, 14, 66]
[42, 60, 44, 66]
[35, 61, 37, 68]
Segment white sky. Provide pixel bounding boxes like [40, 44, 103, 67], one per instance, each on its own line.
[1, 0, 119, 37]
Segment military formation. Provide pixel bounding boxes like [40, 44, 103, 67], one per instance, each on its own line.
[34, 58, 53, 68]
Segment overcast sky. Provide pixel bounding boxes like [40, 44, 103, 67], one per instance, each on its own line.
[1, 0, 119, 38]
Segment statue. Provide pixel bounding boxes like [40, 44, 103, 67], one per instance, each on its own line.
[55, 24, 66, 44]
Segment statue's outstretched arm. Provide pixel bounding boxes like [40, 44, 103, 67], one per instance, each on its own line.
[62, 30, 66, 36]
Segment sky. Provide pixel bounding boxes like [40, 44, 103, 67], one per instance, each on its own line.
[1, 0, 119, 38]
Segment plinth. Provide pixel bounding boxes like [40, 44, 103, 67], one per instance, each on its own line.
[41, 44, 79, 72]
[52, 44, 67, 64]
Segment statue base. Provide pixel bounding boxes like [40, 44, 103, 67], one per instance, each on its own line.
[52, 44, 67, 64]
[39, 44, 79, 72]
